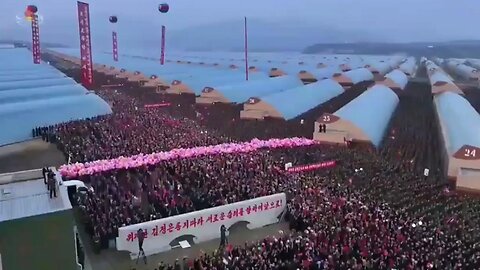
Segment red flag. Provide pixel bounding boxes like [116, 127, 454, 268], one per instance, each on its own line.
[31, 15, 41, 64]
[244, 17, 249, 81]
[77, 1, 94, 87]
[160, 25, 166, 65]
[112, 31, 118, 62]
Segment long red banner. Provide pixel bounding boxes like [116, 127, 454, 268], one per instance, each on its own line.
[112, 31, 118, 62]
[77, 1, 94, 87]
[160, 25, 166, 65]
[287, 160, 336, 173]
[144, 103, 171, 109]
[31, 15, 41, 64]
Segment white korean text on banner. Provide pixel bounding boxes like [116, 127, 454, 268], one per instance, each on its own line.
[77, 1, 94, 87]
[112, 31, 118, 62]
[160, 25, 166, 65]
[116, 193, 286, 257]
[31, 15, 41, 64]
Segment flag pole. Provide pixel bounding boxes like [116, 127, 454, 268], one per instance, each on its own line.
[161, 25, 166, 65]
[244, 17, 249, 81]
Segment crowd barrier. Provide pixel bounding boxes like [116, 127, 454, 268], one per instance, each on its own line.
[116, 193, 286, 257]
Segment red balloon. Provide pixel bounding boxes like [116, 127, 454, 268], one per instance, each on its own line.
[27, 5, 38, 13]
[158, 3, 169, 13]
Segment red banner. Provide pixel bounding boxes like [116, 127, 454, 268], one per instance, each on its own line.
[287, 160, 336, 173]
[77, 1, 94, 87]
[160, 25, 166, 65]
[112, 31, 118, 62]
[31, 15, 41, 64]
[144, 103, 171, 108]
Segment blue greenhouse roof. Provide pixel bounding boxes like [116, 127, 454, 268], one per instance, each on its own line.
[0, 77, 76, 91]
[385, 69, 409, 90]
[334, 85, 398, 147]
[0, 84, 87, 105]
[304, 67, 341, 80]
[218, 76, 303, 103]
[181, 71, 268, 95]
[0, 93, 112, 146]
[434, 92, 480, 155]
[0, 72, 65, 82]
[343, 68, 374, 84]
[262, 79, 344, 120]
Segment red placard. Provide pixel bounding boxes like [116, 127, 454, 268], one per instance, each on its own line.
[31, 15, 41, 64]
[77, 1, 94, 87]
[160, 25, 166, 65]
[112, 31, 118, 62]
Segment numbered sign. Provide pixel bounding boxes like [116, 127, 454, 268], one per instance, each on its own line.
[317, 113, 339, 124]
[453, 145, 480, 160]
[247, 97, 260, 104]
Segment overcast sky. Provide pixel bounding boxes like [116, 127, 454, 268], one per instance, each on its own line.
[1, 0, 479, 46]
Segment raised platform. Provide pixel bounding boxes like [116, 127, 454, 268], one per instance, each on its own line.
[0, 139, 65, 174]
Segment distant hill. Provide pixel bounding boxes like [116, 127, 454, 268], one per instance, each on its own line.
[303, 41, 480, 58]
[169, 19, 379, 52]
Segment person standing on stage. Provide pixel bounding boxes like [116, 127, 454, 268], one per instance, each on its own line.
[219, 225, 228, 249]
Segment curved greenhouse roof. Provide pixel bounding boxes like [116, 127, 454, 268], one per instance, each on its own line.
[333, 85, 398, 147]
[429, 71, 457, 86]
[0, 72, 65, 83]
[298, 66, 341, 81]
[398, 57, 417, 76]
[446, 61, 479, 80]
[51, 48, 253, 84]
[381, 69, 409, 90]
[197, 76, 303, 104]
[434, 92, 480, 155]
[0, 84, 87, 104]
[0, 77, 76, 91]
[333, 68, 374, 85]
[367, 62, 392, 75]
[168, 71, 268, 95]
[0, 93, 112, 146]
[244, 79, 344, 120]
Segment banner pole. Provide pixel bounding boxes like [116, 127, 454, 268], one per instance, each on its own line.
[160, 25, 166, 65]
[244, 17, 249, 81]
[112, 31, 118, 62]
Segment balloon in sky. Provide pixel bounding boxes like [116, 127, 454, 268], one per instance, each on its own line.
[27, 5, 38, 14]
[24, 11, 34, 21]
[158, 3, 169, 13]
[109, 16, 118, 23]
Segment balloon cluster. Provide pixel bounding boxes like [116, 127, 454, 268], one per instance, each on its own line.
[24, 5, 38, 22]
[158, 3, 169, 13]
[59, 137, 317, 178]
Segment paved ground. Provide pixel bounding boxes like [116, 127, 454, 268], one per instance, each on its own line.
[0, 139, 66, 174]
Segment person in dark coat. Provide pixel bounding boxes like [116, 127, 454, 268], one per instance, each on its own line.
[48, 172, 57, 198]
[42, 167, 48, 184]
[219, 225, 228, 249]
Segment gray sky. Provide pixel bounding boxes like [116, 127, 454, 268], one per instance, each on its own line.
[1, 0, 479, 47]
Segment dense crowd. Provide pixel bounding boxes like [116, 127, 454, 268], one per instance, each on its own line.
[39, 87, 232, 163]
[41, 59, 480, 269]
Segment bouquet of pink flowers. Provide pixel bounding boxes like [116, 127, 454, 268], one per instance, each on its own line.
[59, 137, 317, 178]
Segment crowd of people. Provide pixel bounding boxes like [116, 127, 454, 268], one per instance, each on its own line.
[41, 58, 480, 269]
[39, 86, 232, 163]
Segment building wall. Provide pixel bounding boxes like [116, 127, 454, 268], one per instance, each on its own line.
[0, 210, 77, 270]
